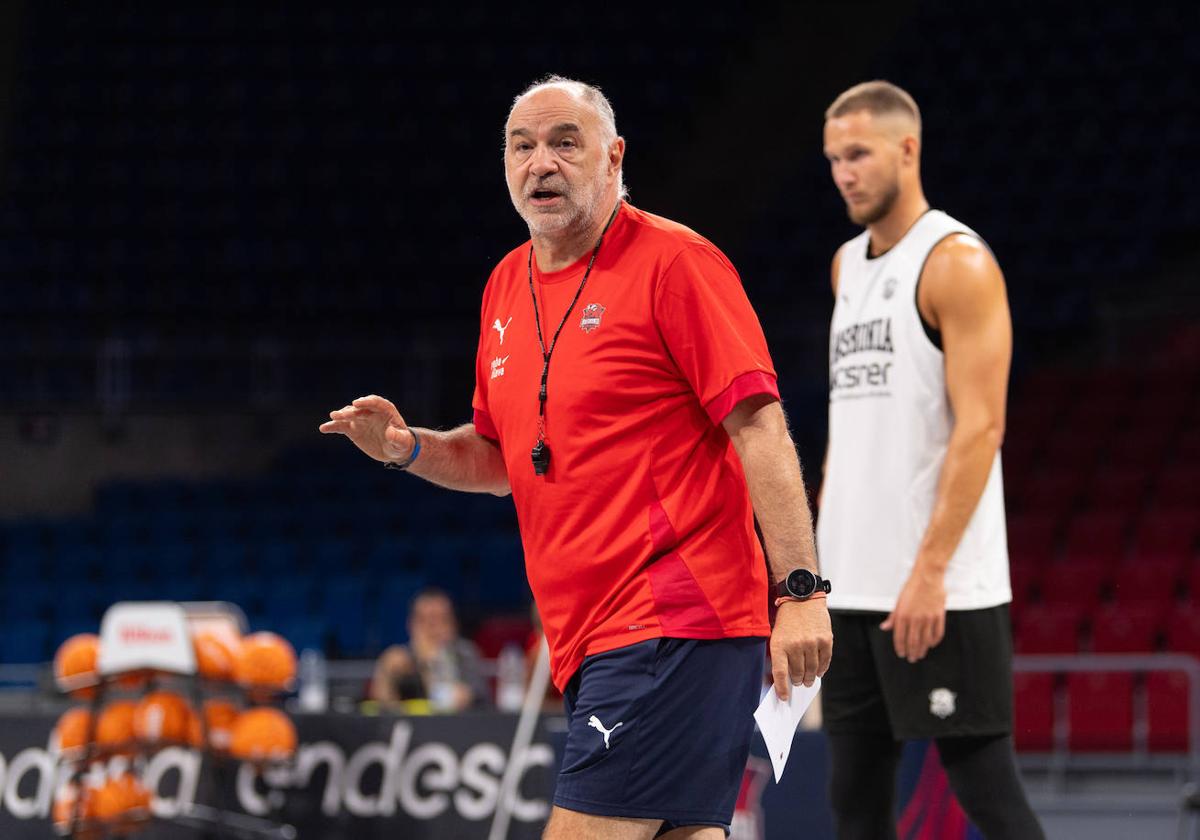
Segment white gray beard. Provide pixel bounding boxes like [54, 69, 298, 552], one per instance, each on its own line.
[513, 168, 608, 237]
[520, 191, 596, 236]
[520, 202, 585, 236]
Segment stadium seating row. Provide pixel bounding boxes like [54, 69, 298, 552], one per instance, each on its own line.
[1015, 671, 1191, 753]
[1013, 603, 1200, 656]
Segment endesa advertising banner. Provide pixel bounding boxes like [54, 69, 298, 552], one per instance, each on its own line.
[0, 711, 959, 839]
[0, 711, 558, 839]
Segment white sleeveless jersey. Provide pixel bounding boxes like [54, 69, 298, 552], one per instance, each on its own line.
[816, 210, 1011, 612]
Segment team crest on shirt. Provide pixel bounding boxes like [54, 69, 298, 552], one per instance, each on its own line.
[929, 687, 957, 719]
[579, 303, 606, 333]
[882, 277, 898, 299]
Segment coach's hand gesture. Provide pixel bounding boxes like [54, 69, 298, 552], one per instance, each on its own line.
[772, 599, 834, 698]
[319, 395, 415, 463]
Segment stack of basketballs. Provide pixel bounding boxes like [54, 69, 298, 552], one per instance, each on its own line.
[50, 627, 299, 837]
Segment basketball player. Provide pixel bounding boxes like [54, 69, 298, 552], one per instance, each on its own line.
[322, 76, 833, 840]
[817, 81, 1044, 839]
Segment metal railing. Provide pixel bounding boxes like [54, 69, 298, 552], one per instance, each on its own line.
[1013, 653, 1200, 781]
[7, 651, 1199, 775]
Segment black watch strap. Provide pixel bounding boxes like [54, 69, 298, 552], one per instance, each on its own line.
[776, 569, 832, 600]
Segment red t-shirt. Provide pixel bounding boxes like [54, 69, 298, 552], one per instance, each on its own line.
[472, 203, 776, 690]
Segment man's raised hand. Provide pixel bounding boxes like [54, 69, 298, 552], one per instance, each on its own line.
[319, 395, 415, 463]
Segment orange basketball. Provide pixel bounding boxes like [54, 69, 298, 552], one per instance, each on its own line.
[194, 630, 238, 681]
[52, 783, 98, 836]
[54, 707, 93, 754]
[92, 772, 150, 823]
[234, 632, 296, 692]
[229, 707, 297, 762]
[54, 633, 99, 697]
[188, 699, 240, 750]
[115, 668, 149, 691]
[95, 700, 138, 753]
[91, 779, 126, 822]
[52, 785, 78, 825]
[130, 774, 153, 809]
[132, 691, 194, 744]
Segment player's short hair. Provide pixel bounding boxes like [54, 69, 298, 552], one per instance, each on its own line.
[825, 80, 922, 140]
[506, 75, 628, 198]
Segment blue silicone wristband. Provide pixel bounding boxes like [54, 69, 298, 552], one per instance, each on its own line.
[384, 428, 421, 471]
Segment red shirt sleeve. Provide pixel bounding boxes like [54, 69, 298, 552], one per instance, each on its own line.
[704, 371, 780, 425]
[473, 407, 499, 441]
[654, 244, 779, 423]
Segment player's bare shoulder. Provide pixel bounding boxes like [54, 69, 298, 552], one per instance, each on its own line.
[923, 233, 1004, 292]
[918, 233, 1007, 327]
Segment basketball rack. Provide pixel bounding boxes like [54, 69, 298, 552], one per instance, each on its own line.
[54, 600, 296, 840]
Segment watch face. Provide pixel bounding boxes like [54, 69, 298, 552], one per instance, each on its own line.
[787, 569, 817, 598]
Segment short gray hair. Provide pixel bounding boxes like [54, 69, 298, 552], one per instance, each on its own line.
[506, 75, 627, 198]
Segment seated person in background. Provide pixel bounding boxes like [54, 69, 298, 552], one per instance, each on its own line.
[370, 588, 488, 713]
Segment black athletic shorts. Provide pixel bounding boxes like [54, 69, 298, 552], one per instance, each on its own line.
[822, 604, 1013, 740]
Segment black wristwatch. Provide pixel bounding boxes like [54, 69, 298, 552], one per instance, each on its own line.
[775, 568, 832, 601]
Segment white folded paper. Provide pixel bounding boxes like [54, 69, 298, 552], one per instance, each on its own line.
[753, 677, 822, 782]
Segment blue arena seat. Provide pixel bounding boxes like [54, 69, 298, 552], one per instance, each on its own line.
[322, 576, 369, 655]
[2, 582, 51, 621]
[275, 617, 327, 655]
[0, 622, 51, 663]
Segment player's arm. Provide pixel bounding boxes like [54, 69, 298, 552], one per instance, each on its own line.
[320, 395, 511, 496]
[882, 235, 1011, 662]
[723, 396, 832, 697]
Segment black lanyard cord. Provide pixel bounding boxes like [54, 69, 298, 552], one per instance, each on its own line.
[526, 202, 621, 438]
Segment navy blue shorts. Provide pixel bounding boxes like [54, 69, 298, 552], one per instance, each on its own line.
[554, 636, 767, 832]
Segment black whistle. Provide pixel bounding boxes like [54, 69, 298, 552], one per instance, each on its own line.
[531, 440, 551, 475]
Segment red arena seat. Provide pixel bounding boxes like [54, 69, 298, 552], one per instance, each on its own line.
[1156, 466, 1200, 511]
[1039, 561, 1108, 612]
[1008, 570, 1036, 621]
[1007, 514, 1060, 568]
[472, 615, 534, 660]
[1107, 432, 1171, 471]
[1146, 670, 1191, 752]
[1082, 467, 1149, 515]
[1062, 511, 1130, 566]
[1109, 560, 1181, 607]
[1013, 672, 1056, 752]
[1133, 510, 1198, 559]
[1089, 604, 1161, 653]
[1015, 604, 1084, 654]
[1022, 472, 1086, 522]
[1164, 606, 1200, 657]
[1068, 672, 1134, 752]
[1044, 427, 1106, 473]
[1186, 568, 1200, 604]
[1175, 429, 1200, 465]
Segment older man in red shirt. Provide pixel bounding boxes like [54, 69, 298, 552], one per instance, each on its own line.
[322, 75, 831, 840]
